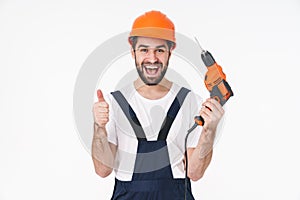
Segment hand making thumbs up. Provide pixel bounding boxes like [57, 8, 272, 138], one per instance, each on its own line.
[93, 89, 109, 128]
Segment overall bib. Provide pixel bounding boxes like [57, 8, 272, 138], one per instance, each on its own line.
[111, 87, 195, 200]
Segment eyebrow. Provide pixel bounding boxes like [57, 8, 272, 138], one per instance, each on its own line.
[137, 44, 167, 49]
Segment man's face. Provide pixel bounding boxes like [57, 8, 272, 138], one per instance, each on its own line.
[132, 37, 173, 86]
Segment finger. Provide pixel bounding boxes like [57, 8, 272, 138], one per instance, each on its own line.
[203, 100, 223, 119]
[208, 98, 224, 115]
[97, 107, 109, 113]
[208, 98, 224, 116]
[98, 101, 109, 108]
[95, 116, 109, 123]
[99, 118, 109, 124]
[97, 89, 105, 102]
[93, 103, 109, 114]
[200, 109, 210, 123]
[202, 100, 216, 112]
[94, 102, 109, 110]
[200, 105, 223, 129]
[97, 112, 109, 118]
[203, 98, 222, 114]
[200, 106, 210, 120]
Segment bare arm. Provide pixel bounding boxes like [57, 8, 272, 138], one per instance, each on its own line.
[187, 98, 224, 181]
[92, 89, 117, 178]
[186, 128, 214, 181]
[92, 123, 117, 178]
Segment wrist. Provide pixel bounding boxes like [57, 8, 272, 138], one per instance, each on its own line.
[202, 126, 216, 137]
[196, 132, 214, 159]
[199, 128, 216, 145]
[93, 135, 108, 142]
[94, 122, 107, 138]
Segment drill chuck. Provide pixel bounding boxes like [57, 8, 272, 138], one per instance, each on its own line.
[201, 51, 215, 67]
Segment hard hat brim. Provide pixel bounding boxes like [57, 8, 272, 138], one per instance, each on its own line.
[129, 27, 176, 43]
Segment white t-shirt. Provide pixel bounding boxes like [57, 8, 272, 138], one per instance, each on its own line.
[105, 82, 203, 181]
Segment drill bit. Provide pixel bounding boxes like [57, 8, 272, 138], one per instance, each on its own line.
[194, 37, 205, 53]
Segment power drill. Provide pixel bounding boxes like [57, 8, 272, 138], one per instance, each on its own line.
[194, 38, 234, 126]
[184, 39, 234, 200]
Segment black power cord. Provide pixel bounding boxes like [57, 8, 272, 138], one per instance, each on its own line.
[184, 123, 198, 200]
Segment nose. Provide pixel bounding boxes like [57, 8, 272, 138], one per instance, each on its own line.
[146, 49, 158, 63]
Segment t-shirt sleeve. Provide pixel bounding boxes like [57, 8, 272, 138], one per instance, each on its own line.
[187, 92, 203, 148]
[105, 94, 118, 146]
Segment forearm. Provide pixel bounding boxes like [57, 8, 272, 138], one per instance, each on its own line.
[92, 123, 115, 177]
[187, 128, 215, 181]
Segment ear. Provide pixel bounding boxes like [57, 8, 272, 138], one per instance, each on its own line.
[168, 44, 176, 58]
[169, 43, 176, 52]
[168, 42, 176, 54]
[130, 47, 135, 58]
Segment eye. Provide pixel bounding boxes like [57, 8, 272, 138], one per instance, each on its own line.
[139, 48, 148, 53]
[156, 48, 166, 53]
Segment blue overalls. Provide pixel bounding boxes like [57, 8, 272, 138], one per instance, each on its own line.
[111, 87, 195, 200]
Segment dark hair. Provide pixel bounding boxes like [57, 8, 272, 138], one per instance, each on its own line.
[129, 36, 175, 50]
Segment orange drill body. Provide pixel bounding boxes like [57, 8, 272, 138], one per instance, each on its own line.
[194, 46, 233, 126]
[205, 63, 233, 106]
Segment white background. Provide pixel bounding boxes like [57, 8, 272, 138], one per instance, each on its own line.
[1, 0, 300, 199]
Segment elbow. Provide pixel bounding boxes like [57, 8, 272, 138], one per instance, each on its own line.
[188, 150, 213, 181]
[187, 163, 205, 181]
[92, 156, 113, 178]
[188, 170, 204, 182]
[95, 167, 112, 178]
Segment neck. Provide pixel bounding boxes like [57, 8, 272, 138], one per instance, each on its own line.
[134, 78, 173, 100]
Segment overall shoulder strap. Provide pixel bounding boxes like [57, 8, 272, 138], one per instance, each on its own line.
[157, 87, 191, 140]
[111, 91, 147, 141]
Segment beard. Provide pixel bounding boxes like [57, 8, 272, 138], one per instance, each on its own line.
[135, 60, 169, 86]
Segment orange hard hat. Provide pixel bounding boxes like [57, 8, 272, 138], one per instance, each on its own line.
[129, 10, 176, 44]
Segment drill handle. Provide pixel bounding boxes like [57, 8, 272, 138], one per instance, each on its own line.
[194, 115, 204, 126]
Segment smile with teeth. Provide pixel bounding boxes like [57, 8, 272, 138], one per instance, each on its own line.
[144, 65, 161, 76]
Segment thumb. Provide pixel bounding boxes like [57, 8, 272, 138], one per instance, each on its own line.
[97, 89, 105, 102]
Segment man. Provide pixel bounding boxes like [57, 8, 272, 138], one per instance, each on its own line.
[92, 10, 224, 200]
